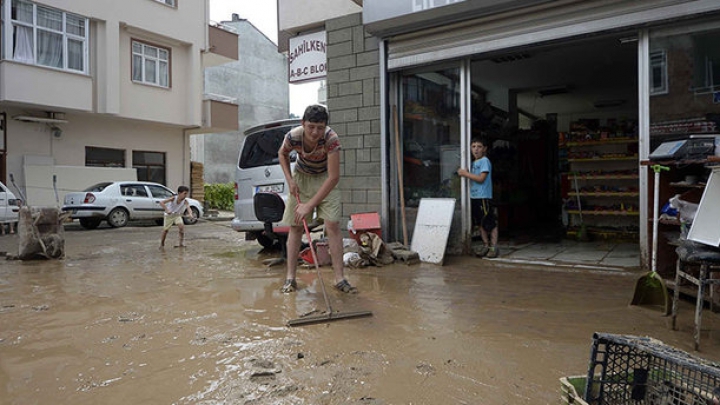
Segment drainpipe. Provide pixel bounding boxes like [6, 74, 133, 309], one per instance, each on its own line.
[379, 39, 389, 242]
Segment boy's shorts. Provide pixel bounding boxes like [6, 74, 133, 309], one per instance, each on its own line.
[282, 171, 341, 226]
[163, 213, 183, 231]
[471, 198, 497, 232]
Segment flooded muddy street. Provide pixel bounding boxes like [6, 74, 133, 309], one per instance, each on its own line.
[2, 220, 720, 405]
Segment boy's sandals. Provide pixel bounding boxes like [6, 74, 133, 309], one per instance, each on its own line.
[474, 245, 490, 257]
[281, 279, 297, 293]
[486, 246, 499, 259]
[334, 279, 358, 294]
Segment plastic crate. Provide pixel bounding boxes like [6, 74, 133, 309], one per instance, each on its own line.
[584, 333, 720, 405]
[560, 376, 590, 405]
[348, 212, 382, 243]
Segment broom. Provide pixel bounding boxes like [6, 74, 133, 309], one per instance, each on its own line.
[572, 173, 589, 241]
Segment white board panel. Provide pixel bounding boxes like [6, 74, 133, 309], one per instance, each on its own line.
[24, 164, 137, 207]
[411, 198, 456, 265]
[688, 167, 720, 247]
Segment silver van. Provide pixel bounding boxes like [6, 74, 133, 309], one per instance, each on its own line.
[231, 119, 300, 247]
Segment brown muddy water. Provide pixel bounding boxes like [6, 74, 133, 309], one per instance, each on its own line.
[1, 220, 720, 405]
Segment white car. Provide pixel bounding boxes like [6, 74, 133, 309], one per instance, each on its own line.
[62, 181, 203, 229]
[0, 180, 20, 226]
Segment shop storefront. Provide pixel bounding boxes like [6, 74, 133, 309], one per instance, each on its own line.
[364, 0, 720, 269]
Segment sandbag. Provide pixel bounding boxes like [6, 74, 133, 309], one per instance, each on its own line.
[358, 232, 395, 266]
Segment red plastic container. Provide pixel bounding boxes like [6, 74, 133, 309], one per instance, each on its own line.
[348, 212, 382, 243]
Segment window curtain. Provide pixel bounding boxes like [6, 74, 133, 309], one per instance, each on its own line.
[67, 39, 82, 70]
[66, 14, 84, 71]
[37, 29, 62, 68]
[36, 6, 62, 68]
[12, 0, 33, 63]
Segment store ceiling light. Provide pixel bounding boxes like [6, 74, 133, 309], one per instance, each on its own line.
[619, 37, 638, 44]
[538, 85, 571, 97]
[492, 53, 532, 63]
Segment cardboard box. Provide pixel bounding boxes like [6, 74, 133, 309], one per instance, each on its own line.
[349, 212, 382, 243]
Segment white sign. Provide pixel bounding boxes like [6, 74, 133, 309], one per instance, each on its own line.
[288, 31, 327, 83]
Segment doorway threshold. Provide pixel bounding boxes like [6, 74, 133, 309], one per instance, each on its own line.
[474, 240, 641, 272]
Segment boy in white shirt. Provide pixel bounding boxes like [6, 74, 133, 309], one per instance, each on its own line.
[160, 185, 194, 248]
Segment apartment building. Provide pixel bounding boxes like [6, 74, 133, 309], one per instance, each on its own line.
[0, 0, 238, 206]
[193, 14, 289, 184]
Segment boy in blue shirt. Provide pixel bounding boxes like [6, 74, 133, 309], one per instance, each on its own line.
[457, 137, 499, 258]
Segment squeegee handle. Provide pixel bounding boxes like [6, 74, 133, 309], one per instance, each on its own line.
[295, 192, 333, 315]
[650, 165, 668, 274]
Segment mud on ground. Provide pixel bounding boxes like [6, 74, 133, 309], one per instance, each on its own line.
[1, 219, 719, 404]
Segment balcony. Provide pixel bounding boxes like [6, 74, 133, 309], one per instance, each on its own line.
[197, 93, 239, 133]
[203, 23, 239, 68]
[0, 61, 93, 112]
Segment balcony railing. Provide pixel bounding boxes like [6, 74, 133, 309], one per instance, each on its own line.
[204, 23, 239, 67]
[200, 94, 239, 132]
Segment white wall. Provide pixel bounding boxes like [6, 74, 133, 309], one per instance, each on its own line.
[278, 0, 361, 32]
[4, 106, 189, 207]
[24, 163, 137, 206]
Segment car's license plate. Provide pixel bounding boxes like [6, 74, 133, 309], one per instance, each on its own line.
[255, 184, 283, 194]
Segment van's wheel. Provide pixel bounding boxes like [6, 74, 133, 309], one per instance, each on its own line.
[183, 207, 200, 225]
[107, 208, 129, 228]
[79, 218, 101, 229]
[256, 232, 276, 248]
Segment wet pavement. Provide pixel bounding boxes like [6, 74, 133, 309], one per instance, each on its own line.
[0, 218, 718, 404]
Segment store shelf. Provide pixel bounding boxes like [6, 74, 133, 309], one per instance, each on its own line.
[566, 138, 638, 147]
[570, 174, 638, 180]
[568, 192, 639, 197]
[568, 156, 638, 162]
[669, 182, 706, 189]
[657, 217, 681, 226]
[567, 210, 639, 216]
[566, 227, 639, 240]
[562, 122, 640, 241]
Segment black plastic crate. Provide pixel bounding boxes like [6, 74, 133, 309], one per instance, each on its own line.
[584, 332, 720, 404]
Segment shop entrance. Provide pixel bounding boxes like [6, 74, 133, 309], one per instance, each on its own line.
[397, 33, 639, 254]
[470, 34, 639, 242]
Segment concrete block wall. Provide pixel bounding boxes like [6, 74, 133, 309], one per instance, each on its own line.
[325, 13, 382, 230]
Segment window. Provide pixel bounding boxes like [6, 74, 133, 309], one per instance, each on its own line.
[85, 146, 125, 168]
[650, 50, 668, 95]
[147, 184, 173, 199]
[3, 0, 88, 73]
[153, 0, 176, 6]
[132, 40, 170, 87]
[1, 0, 5, 61]
[695, 33, 720, 90]
[121, 184, 148, 197]
[239, 127, 293, 169]
[133, 151, 165, 184]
